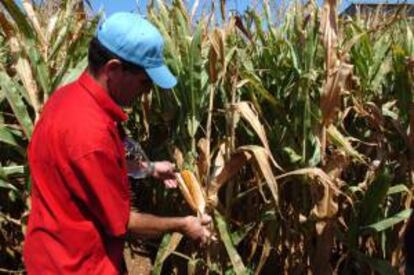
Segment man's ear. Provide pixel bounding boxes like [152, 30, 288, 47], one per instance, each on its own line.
[103, 59, 123, 79]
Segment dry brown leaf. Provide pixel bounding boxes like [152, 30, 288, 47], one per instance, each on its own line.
[238, 145, 279, 207]
[320, 0, 353, 166]
[22, 0, 47, 52]
[320, 63, 353, 125]
[0, 11, 41, 119]
[69, 18, 86, 47]
[225, 14, 237, 37]
[15, 57, 41, 120]
[0, 14, 21, 55]
[208, 39, 219, 83]
[211, 142, 226, 178]
[209, 29, 226, 82]
[220, 0, 226, 22]
[254, 237, 271, 275]
[208, 150, 251, 206]
[46, 14, 58, 42]
[190, 0, 201, 24]
[234, 102, 269, 149]
[234, 102, 283, 171]
[248, 222, 263, 262]
[208, 145, 280, 207]
[320, 0, 338, 73]
[234, 15, 252, 41]
[0, 11, 15, 39]
[141, 92, 151, 141]
[197, 138, 209, 181]
[172, 146, 184, 171]
[276, 167, 352, 207]
[311, 181, 338, 220]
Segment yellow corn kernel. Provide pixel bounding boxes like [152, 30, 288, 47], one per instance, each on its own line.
[181, 170, 206, 215]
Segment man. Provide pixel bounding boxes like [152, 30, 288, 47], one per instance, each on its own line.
[23, 12, 210, 274]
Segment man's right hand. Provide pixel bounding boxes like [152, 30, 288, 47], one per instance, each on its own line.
[181, 215, 212, 244]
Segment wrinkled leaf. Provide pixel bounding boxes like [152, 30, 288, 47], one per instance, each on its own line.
[214, 210, 247, 275]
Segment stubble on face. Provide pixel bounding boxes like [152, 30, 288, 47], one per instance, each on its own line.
[108, 70, 152, 108]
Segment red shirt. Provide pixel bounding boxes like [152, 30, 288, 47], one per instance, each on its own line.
[24, 71, 130, 274]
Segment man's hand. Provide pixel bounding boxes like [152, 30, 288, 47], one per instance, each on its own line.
[181, 215, 212, 244]
[126, 160, 177, 188]
[152, 161, 178, 188]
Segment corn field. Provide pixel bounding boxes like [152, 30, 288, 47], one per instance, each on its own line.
[1, 0, 414, 274]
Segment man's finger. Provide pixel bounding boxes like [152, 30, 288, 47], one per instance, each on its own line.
[169, 179, 178, 188]
[165, 179, 178, 188]
[203, 227, 211, 238]
[200, 214, 212, 225]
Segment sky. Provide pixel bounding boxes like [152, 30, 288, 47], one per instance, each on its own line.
[89, 0, 252, 15]
[87, 0, 414, 17]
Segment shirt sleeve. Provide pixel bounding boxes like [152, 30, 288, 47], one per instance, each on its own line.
[66, 148, 130, 237]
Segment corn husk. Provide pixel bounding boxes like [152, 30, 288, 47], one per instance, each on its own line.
[176, 170, 206, 215]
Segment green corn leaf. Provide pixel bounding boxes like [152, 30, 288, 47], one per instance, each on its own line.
[0, 165, 20, 191]
[249, 10, 266, 45]
[3, 165, 26, 177]
[48, 24, 70, 61]
[0, 125, 25, 156]
[353, 251, 398, 275]
[0, 179, 18, 191]
[241, 72, 279, 107]
[59, 56, 88, 87]
[152, 232, 183, 275]
[387, 184, 409, 196]
[0, 125, 18, 147]
[26, 41, 50, 96]
[283, 147, 302, 163]
[359, 167, 392, 227]
[362, 209, 412, 233]
[174, 3, 190, 41]
[0, 72, 33, 138]
[0, 87, 5, 103]
[370, 37, 392, 90]
[214, 210, 247, 275]
[327, 125, 366, 163]
[285, 40, 301, 74]
[230, 223, 255, 246]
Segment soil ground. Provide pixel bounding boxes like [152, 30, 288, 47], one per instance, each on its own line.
[124, 246, 152, 275]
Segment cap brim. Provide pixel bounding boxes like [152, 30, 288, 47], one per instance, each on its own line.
[146, 65, 177, 89]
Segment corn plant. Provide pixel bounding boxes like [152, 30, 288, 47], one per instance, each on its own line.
[140, 1, 414, 274]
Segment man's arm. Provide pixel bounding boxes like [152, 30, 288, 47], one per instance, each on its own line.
[127, 212, 211, 243]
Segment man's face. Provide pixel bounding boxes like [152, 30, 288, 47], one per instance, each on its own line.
[107, 60, 153, 107]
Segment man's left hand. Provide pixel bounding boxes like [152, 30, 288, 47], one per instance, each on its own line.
[152, 161, 178, 188]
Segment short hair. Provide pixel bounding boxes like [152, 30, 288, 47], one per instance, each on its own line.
[88, 37, 144, 74]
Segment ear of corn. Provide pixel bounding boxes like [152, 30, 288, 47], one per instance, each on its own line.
[175, 172, 197, 212]
[176, 170, 206, 215]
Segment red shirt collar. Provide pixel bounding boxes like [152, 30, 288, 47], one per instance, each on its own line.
[78, 71, 128, 122]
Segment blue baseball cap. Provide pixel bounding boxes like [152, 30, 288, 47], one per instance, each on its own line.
[96, 12, 177, 89]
